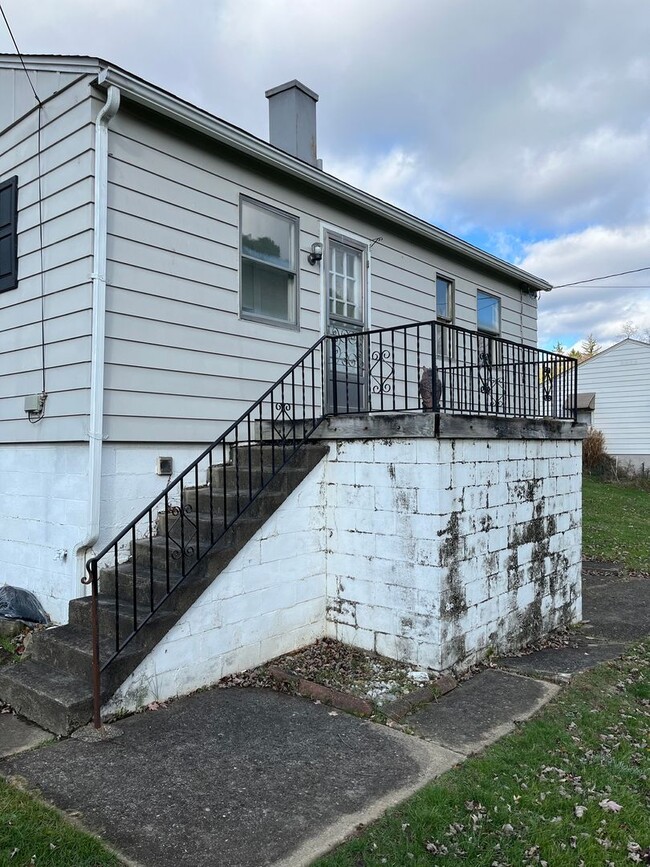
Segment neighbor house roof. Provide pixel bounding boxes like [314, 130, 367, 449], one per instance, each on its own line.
[578, 337, 650, 366]
[0, 53, 553, 294]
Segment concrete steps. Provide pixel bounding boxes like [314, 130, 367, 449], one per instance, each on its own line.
[0, 443, 328, 735]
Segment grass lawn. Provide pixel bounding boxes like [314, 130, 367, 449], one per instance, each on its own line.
[314, 640, 650, 866]
[582, 475, 650, 571]
[0, 778, 122, 866]
[0, 473, 647, 865]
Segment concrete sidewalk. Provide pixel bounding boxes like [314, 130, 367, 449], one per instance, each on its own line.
[0, 561, 648, 867]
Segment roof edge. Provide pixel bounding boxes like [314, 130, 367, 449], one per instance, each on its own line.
[98, 65, 551, 292]
[1, 53, 551, 292]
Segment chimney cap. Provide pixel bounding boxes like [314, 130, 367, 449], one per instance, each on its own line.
[265, 79, 319, 102]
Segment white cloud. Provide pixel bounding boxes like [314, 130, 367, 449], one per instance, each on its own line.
[2, 0, 650, 345]
[520, 225, 650, 347]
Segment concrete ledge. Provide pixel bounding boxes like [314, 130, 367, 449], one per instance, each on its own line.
[383, 675, 457, 722]
[317, 412, 586, 441]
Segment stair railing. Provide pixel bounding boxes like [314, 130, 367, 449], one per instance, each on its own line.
[328, 319, 578, 421]
[84, 335, 328, 727]
[84, 319, 578, 728]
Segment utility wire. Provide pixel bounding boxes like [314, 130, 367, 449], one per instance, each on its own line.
[1, 2, 47, 409]
[553, 266, 650, 289]
[0, 2, 41, 105]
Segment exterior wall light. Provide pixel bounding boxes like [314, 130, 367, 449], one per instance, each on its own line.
[308, 241, 323, 265]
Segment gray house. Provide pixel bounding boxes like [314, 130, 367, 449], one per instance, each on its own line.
[0, 55, 582, 734]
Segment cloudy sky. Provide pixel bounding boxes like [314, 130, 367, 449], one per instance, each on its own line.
[2, 0, 649, 350]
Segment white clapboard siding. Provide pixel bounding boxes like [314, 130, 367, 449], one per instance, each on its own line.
[0, 67, 87, 131]
[102, 106, 538, 443]
[0, 71, 95, 443]
[577, 339, 650, 456]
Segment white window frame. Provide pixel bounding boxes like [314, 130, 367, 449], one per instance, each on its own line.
[477, 289, 502, 364]
[477, 289, 501, 336]
[239, 196, 299, 329]
[435, 274, 455, 361]
[435, 274, 454, 324]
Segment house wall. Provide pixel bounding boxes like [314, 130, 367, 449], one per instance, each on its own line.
[578, 339, 650, 467]
[0, 66, 87, 131]
[102, 103, 538, 445]
[103, 421, 582, 716]
[0, 71, 541, 619]
[0, 73, 96, 444]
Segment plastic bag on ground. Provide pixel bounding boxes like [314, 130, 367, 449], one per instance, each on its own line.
[0, 585, 50, 624]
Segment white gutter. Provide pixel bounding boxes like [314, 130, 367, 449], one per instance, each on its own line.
[74, 84, 120, 589]
[96, 66, 552, 293]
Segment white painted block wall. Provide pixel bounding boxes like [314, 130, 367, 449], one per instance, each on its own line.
[103, 434, 582, 716]
[325, 438, 582, 671]
[104, 461, 328, 715]
[0, 443, 206, 623]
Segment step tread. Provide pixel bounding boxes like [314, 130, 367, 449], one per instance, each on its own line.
[31, 622, 114, 658]
[0, 658, 92, 706]
[1, 441, 329, 733]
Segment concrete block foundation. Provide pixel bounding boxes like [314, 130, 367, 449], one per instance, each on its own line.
[104, 413, 583, 715]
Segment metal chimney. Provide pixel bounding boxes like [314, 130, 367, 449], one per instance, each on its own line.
[265, 80, 321, 168]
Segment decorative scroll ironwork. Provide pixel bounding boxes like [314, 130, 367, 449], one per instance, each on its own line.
[166, 503, 197, 560]
[478, 350, 493, 395]
[273, 401, 292, 439]
[83, 318, 579, 733]
[541, 364, 553, 402]
[369, 348, 393, 395]
[330, 324, 363, 371]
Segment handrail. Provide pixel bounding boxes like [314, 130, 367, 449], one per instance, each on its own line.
[327, 318, 578, 421]
[83, 318, 578, 728]
[84, 333, 328, 727]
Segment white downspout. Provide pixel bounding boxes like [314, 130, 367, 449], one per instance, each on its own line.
[74, 85, 121, 595]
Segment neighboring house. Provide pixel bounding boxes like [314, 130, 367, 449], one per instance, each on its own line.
[0, 54, 585, 734]
[0, 54, 548, 622]
[577, 338, 650, 472]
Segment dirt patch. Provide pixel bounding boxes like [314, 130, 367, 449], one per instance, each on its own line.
[218, 637, 443, 717]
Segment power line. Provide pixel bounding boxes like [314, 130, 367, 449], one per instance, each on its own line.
[0, 2, 41, 105]
[552, 266, 650, 289]
[561, 285, 650, 289]
[1, 1, 47, 410]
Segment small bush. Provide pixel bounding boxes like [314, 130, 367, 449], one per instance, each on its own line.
[583, 428, 610, 474]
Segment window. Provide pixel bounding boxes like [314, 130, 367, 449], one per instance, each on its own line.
[435, 275, 454, 360]
[477, 290, 501, 365]
[436, 275, 453, 323]
[477, 289, 500, 335]
[0, 176, 18, 293]
[240, 198, 298, 327]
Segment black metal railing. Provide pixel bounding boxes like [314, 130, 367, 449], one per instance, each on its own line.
[83, 335, 328, 727]
[84, 319, 578, 727]
[329, 319, 578, 421]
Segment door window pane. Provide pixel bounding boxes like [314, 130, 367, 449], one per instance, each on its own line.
[328, 240, 363, 323]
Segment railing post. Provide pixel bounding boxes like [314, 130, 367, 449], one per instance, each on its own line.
[88, 559, 102, 729]
[572, 357, 578, 423]
[330, 335, 338, 415]
[431, 322, 439, 411]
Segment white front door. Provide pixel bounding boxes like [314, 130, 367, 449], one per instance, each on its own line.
[324, 232, 368, 412]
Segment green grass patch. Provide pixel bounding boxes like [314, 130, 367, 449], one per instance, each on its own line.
[313, 640, 650, 866]
[0, 777, 121, 866]
[582, 475, 650, 571]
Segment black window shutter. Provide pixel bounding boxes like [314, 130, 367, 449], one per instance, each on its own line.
[0, 176, 18, 293]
